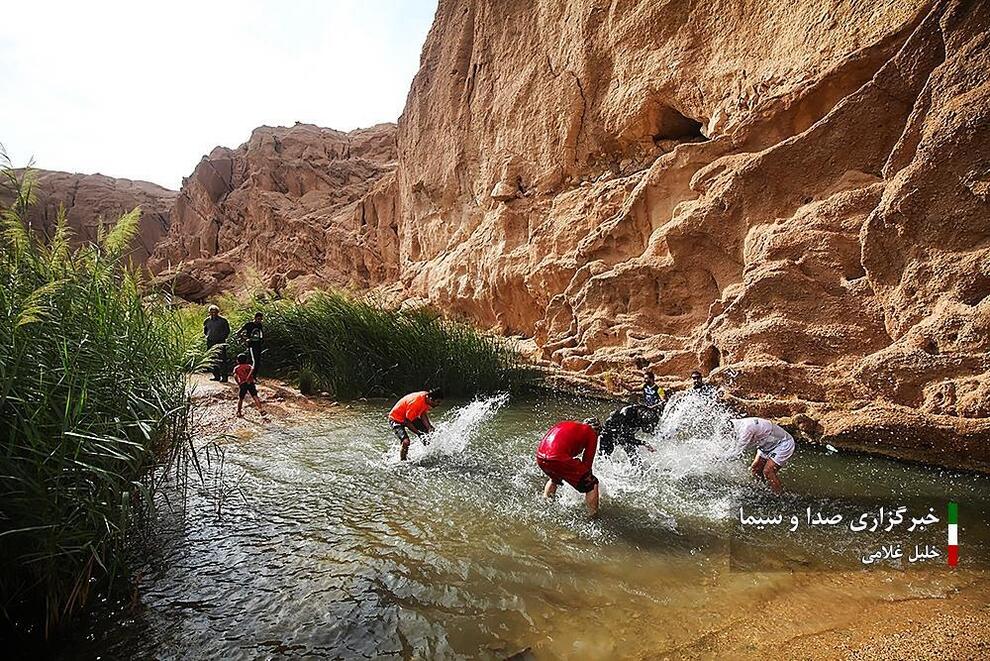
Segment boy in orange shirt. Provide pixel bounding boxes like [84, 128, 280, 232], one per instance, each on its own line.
[388, 389, 444, 460]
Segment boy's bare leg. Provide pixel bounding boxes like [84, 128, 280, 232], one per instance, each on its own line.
[237, 397, 244, 417]
[762, 459, 783, 495]
[400, 439, 410, 461]
[585, 483, 600, 518]
[543, 479, 558, 499]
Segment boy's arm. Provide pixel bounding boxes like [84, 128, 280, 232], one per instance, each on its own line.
[721, 427, 750, 459]
[421, 411, 433, 432]
[203, 319, 208, 336]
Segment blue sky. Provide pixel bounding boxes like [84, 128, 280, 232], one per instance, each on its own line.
[0, 0, 437, 188]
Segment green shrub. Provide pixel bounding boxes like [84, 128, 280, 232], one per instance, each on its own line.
[0, 163, 191, 634]
[194, 292, 531, 399]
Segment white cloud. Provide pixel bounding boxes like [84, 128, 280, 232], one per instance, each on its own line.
[0, 0, 436, 188]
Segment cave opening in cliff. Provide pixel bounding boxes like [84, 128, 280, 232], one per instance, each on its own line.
[652, 106, 706, 144]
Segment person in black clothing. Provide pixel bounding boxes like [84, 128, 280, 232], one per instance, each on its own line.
[599, 404, 660, 463]
[203, 304, 231, 382]
[237, 312, 265, 378]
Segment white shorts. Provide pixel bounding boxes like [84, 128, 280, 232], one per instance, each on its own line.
[757, 433, 795, 466]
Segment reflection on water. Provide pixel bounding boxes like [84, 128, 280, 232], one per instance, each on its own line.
[71, 392, 990, 659]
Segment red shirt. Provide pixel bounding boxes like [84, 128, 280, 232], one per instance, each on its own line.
[233, 363, 255, 384]
[537, 421, 598, 466]
[389, 391, 431, 423]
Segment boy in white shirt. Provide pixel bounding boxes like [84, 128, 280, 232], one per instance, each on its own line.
[727, 417, 795, 494]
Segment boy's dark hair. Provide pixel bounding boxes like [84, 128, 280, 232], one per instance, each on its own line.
[643, 370, 655, 381]
[237, 353, 250, 364]
[428, 388, 444, 401]
[254, 312, 264, 320]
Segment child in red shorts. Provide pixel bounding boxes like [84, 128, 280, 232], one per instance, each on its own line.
[233, 353, 267, 419]
[536, 418, 601, 517]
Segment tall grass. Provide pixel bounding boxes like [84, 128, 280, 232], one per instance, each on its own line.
[0, 162, 191, 634]
[195, 293, 529, 399]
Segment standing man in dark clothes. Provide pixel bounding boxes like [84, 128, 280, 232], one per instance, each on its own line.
[599, 404, 659, 462]
[237, 312, 265, 378]
[203, 304, 231, 382]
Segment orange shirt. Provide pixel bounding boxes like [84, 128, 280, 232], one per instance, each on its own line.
[389, 391, 431, 423]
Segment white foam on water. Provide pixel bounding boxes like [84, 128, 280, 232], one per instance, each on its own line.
[644, 391, 741, 478]
[587, 391, 750, 524]
[408, 392, 511, 461]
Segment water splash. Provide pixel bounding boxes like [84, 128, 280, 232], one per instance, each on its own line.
[645, 391, 740, 479]
[585, 392, 748, 524]
[410, 392, 510, 460]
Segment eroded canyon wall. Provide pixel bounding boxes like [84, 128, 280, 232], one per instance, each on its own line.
[146, 0, 989, 467]
[148, 122, 400, 300]
[390, 0, 990, 467]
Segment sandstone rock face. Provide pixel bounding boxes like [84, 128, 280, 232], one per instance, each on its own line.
[12, 170, 176, 266]
[148, 123, 399, 300]
[147, 0, 989, 469]
[385, 0, 989, 469]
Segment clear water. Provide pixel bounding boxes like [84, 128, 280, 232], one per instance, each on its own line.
[68, 392, 990, 659]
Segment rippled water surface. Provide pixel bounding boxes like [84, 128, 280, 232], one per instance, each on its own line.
[73, 392, 990, 659]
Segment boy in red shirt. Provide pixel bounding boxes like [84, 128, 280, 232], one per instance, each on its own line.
[388, 389, 444, 460]
[233, 353, 267, 419]
[536, 418, 602, 517]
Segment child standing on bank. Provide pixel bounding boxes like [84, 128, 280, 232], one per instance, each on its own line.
[233, 353, 267, 419]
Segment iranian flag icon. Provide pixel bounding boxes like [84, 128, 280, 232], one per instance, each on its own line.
[948, 502, 959, 567]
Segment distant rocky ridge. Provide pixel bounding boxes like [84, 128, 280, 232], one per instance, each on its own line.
[148, 122, 399, 300]
[16, 0, 990, 469]
[6, 170, 176, 266]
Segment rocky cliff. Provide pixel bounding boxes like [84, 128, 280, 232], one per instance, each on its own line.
[9, 170, 176, 266]
[148, 122, 399, 300]
[393, 0, 990, 468]
[149, 0, 989, 468]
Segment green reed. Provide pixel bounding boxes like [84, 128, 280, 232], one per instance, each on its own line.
[0, 163, 193, 635]
[197, 292, 530, 399]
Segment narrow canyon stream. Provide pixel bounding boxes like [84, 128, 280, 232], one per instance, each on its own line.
[74, 393, 989, 659]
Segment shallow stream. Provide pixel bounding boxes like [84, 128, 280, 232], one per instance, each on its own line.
[71, 392, 990, 659]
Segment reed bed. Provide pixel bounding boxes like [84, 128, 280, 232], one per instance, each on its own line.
[0, 164, 192, 634]
[197, 292, 529, 399]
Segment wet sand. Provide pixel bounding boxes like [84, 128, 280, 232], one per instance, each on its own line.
[660, 571, 990, 660]
[186, 372, 337, 440]
[186, 374, 990, 660]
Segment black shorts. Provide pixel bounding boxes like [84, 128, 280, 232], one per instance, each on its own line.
[388, 417, 428, 443]
[536, 456, 599, 493]
[238, 382, 258, 399]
